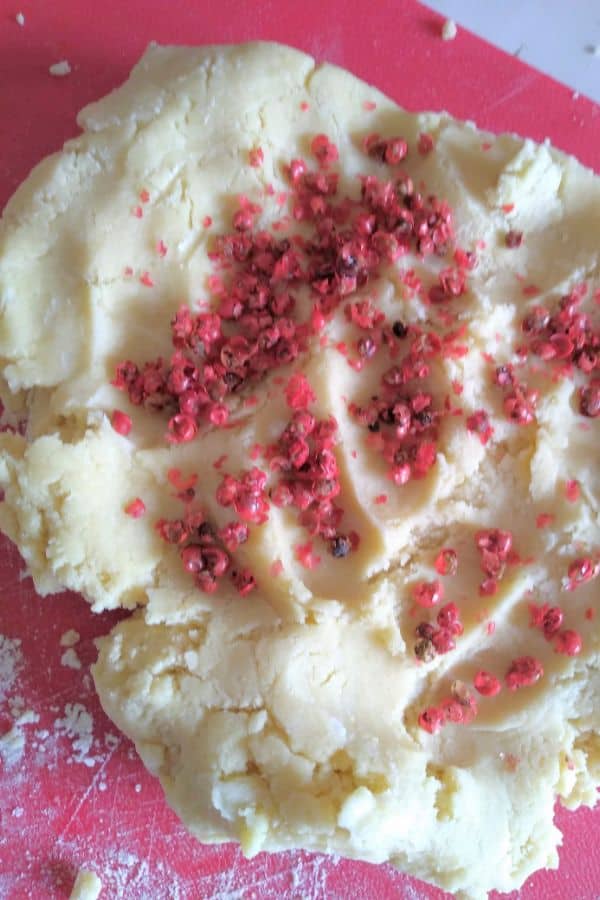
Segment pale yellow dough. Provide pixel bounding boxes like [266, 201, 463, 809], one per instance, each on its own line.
[69, 869, 102, 900]
[0, 42, 598, 898]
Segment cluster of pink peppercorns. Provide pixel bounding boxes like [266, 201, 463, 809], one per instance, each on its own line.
[216, 467, 270, 526]
[489, 283, 599, 426]
[475, 528, 515, 597]
[419, 655, 546, 735]
[153, 468, 256, 595]
[529, 602, 583, 657]
[351, 385, 441, 487]
[520, 284, 599, 418]
[113, 128, 466, 450]
[466, 409, 494, 445]
[113, 130, 471, 590]
[415, 601, 464, 660]
[265, 374, 356, 560]
[417, 532, 594, 733]
[493, 362, 539, 426]
[415, 532, 538, 733]
[418, 681, 478, 734]
[412, 549, 463, 662]
[110, 130, 595, 735]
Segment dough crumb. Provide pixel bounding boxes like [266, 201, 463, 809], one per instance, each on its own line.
[60, 629, 81, 647]
[441, 18, 458, 41]
[15, 11, 25, 26]
[0, 725, 25, 767]
[54, 703, 95, 764]
[0, 710, 38, 767]
[69, 869, 102, 900]
[0, 634, 22, 702]
[49, 60, 71, 77]
[584, 43, 600, 57]
[61, 647, 82, 670]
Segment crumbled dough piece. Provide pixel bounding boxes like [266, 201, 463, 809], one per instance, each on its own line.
[69, 869, 102, 900]
[0, 723, 25, 767]
[61, 647, 82, 669]
[0, 709, 38, 767]
[60, 628, 80, 647]
[0, 42, 598, 899]
[441, 18, 458, 41]
[49, 60, 71, 77]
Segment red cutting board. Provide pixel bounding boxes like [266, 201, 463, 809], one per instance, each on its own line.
[0, 2, 598, 898]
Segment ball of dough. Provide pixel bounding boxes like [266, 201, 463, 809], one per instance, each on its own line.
[0, 42, 598, 898]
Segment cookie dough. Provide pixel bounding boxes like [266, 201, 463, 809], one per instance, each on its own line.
[0, 43, 598, 898]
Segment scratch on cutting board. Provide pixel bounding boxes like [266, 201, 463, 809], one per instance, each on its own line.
[486, 72, 539, 114]
[143, 805, 158, 869]
[55, 737, 122, 843]
[199, 851, 338, 900]
[107, 751, 125, 835]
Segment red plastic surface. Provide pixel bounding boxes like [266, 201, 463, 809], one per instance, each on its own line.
[0, 1, 598, 897]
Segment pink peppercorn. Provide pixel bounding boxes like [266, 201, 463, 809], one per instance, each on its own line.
[231, 567, 257, 596]
[166, 414, 198, 444]
[542, 606, 564, 638]
[554, 630, 583, 656]
[285, 373, 316, 409]
[505, 230, 523, 248]
[505, 656, 543, 690]
[466, 410, 494, 445]
[565, 480, 580, 502]
[413, 579, 444, 608]
[310, 134, 339, 168]
[418, 133, 434, 155]
[473, 671, 502, 697]
[218, 521, 249, 552]
[441, 699, 466, 724]
[437, 602, 463, 633]
[295, 540, 321, 570]
[434, 548, 458, 576]
[432, 629, 456, 654]
[567, 557, 597, 588]
[111, 410, 132, 436]
[124, 498, 145, 518]
[156, 518, 188, 544]
[249, 147, 264, 167]
[270, 559, 284, 577]
[418, 706, 445, 734]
